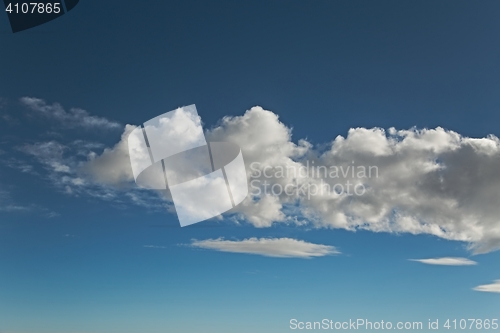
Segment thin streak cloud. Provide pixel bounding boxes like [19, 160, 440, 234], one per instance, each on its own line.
[20, 97, 121, 130]
[409, 257, 477, 266]
[190, 237, 340, 258]
[473, 280, 500, 293]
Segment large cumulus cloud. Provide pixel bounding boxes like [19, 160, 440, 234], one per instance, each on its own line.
[83, 106, 500, 253]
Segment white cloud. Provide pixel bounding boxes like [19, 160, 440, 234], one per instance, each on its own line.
[0, 205, 30, 212]
[19, 141, 96, 191]
[234, 194, 286, 227]
[144, 245, 167, 249]
[82, 125, 136, 186]
[79, 106, 500, 253]
[19, 141, 73, 175]
[1, 157, 36, 174]
[190, 237, 339, 258]
[0, 189, 30, 212]
[17, 139, 166, 210]
[409, 257, 477, 266]
[473, 280, 500, 293]
[20, 97, 120, 130]
[0, 189, 58, 217]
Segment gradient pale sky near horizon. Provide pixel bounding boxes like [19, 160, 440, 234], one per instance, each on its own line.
[1, 1, 500, 332]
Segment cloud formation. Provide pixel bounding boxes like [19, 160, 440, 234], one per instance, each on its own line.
[82, 125, 136, 186]
[190, 237, 339, 258]
[409, 257, 477, 266]
[20, 97, 120, 130]
[473, 280, 500, 293]
[16, 139, 167, 211]
[215, 108, 500, 253]
[53, 106, 500, 253]
[2, 157, 36, 174]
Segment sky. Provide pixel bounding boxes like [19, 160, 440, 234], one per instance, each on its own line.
[1, 1, 500, 332]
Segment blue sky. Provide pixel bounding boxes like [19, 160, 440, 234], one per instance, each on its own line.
[1, 1, 500, 332]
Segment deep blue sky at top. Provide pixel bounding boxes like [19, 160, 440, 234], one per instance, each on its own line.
[2, 0, 500, 143]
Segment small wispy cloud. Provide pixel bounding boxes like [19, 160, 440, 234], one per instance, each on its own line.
[18, 140, 114, 198]
[46, 212, 60, 218]
[18, 141, 72, 174]
[20, 97, 120, 130]
[2, 157, 37, 174]
[0, 189, 58, 217]
[473, 280, 500, 293]
[0, 98, 16, 123]
[0, 190, 32, 212]
[409, 257, 477, 266]
[12, 138, 167, 212]
[0, 204, 31, 212]
[0, 113, 15, 123]
[190, 237, 340, 258]
[144, 245, 167, 249]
